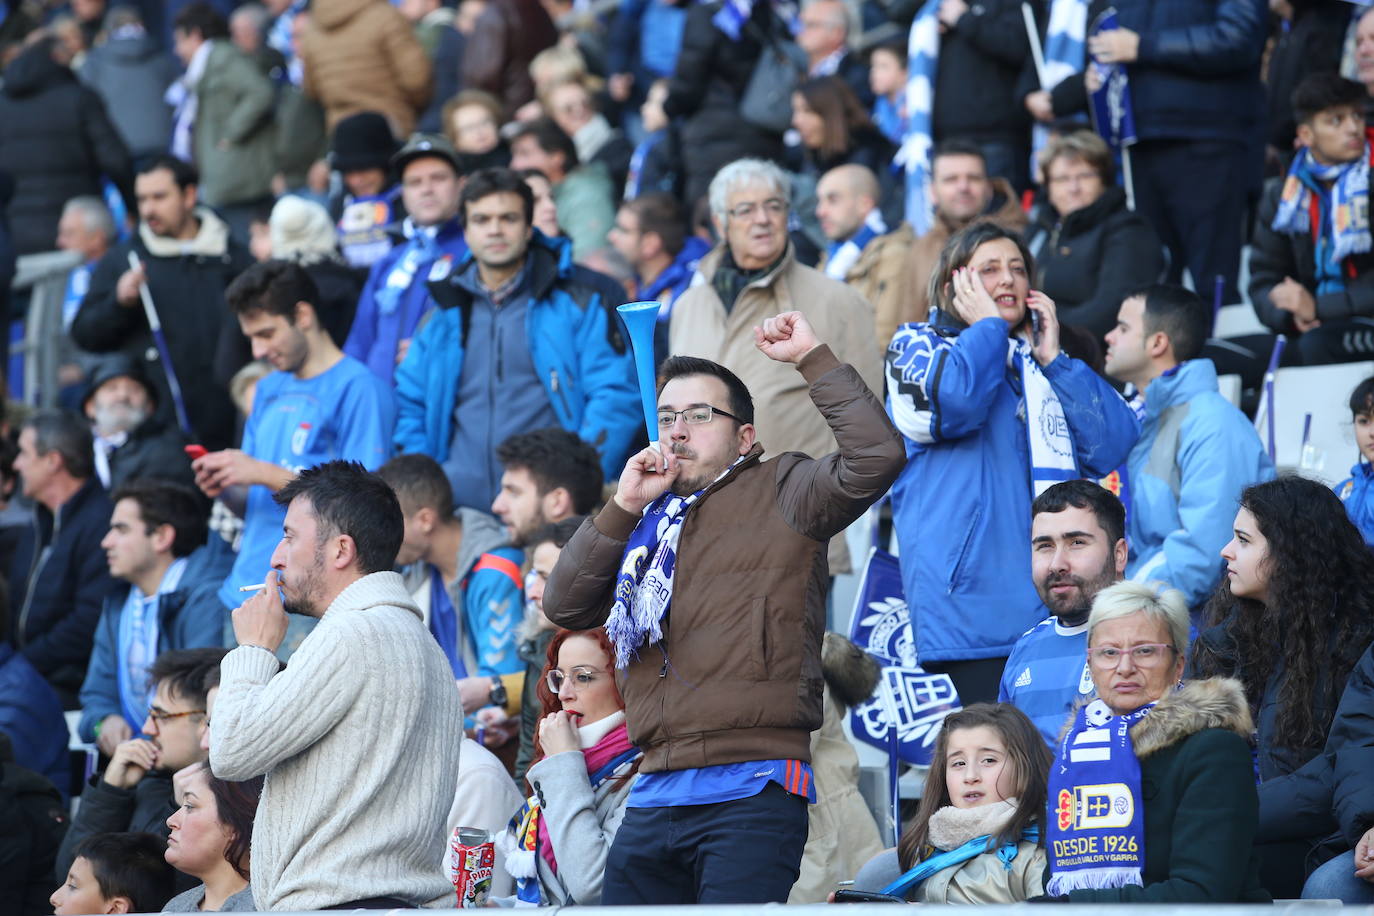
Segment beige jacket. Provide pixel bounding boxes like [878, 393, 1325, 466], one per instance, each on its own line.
[300, 0, 432, 137]
[670, 244, 883, 574]
[819, 222, 917, 353]
[905, 178, 1029, 321]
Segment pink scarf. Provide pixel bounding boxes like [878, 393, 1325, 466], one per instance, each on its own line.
[537, 722, 637, 875]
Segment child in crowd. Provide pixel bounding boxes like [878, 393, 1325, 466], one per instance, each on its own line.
[851, 704, 1050, 903]
[1336, 376, 1374, 546]
[868, 41, 908, 147]
[51, 833, 176, 915]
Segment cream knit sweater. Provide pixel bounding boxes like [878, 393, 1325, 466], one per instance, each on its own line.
[211, 572, 463, 911]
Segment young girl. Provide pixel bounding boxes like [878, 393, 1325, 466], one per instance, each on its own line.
[1335, 376, 1374, 546]
[852, 704, 1050, 903]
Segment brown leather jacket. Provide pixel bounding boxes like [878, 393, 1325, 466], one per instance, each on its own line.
[543, 346, 905, 772]
[461, 0, 558, 120]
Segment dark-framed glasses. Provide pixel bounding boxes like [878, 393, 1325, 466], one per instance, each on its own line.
[656, 405, 742, 429]
[147, 706, 205, 723]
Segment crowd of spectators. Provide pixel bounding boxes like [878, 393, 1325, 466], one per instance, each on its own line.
[5, 0, 1374, 911]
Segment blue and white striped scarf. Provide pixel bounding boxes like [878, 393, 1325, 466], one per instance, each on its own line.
[897, 0, 940, 234]
[824, 209, 887, 280]
[1033, 0, 1089, 154]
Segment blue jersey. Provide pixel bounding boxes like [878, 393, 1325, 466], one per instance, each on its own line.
[627, 759, 817, 808]
[998, 617, 1093, 747]
[218, 357, 396, 609]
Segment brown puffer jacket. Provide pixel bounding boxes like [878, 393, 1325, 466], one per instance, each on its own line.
[460, 0, 558, 120]
[299, 0, 432, 138]
[543, 346, 905, 772]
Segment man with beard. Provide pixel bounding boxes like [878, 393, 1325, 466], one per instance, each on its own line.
[998, 479, 1127, 746]
[194, 261, 394, 659]
[212, 461, 462, 911]
[82, 354, 195, 491]
[544, 312, 905, 904]
[490, 427, 603, 547]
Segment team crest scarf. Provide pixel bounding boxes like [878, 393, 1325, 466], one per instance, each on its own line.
[1046, 698, 1152, 894]
[1012, 340, 1077, 496]
[605, 458, 741, 669]
[1272, 145, 1372, 293]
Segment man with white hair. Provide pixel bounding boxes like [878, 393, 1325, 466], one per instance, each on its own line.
[57, 196, 116, 331]
[669, 158, 881, 575]
[796, 0, 871, 106]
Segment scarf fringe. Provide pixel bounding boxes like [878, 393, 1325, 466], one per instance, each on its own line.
[1046, 868, 1143, 896]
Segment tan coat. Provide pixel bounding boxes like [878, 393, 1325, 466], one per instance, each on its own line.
[299, 0, 432, 138]
[905, 178, 1029, 321]
[670, 244, 883, 574]
[819, 222, 917, 353]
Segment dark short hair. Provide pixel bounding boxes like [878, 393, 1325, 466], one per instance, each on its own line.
[655, 356, 755, 426]
[527, 516, 585, 551]
[225, 259, 320, 320]
[1351, 376, 1374, 416]
[510, 117, 579, 170]
[137, 154, 199, 191]
[377, 453, 455, 519]
[147, 647, 227, 706]
[625, 192, 686, 257]
[273, 460, 405, 575]
[931, 138, 987, 174]
[172, 1, 228, 39]
[110, 479, 208, 558]
[22, 409, 93, 480]
[1130, 283, 1210, 363]
[460, 167, 535, 224]
[868, 39, 907, 69]
[1292, 73, 1367, 126]
[496, 429, 603, 514]
[201, 764, 263, 880]
[72, 833, 176, 913]
[1031, 479, 1125, 548]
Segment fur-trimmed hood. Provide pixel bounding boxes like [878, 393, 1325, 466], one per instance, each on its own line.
[1130, 677, 1253, 758]
[822, 631, 881, 708]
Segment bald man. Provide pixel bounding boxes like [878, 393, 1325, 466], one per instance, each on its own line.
[816, 164, 914, 350]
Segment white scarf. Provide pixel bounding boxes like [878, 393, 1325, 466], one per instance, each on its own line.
[1012, 339, 1077, 495]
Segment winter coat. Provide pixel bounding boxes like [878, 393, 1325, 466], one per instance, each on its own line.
[818, 222, 916, 351]
[545, 346, 905, 771]
[514, 628, 557, 784]
[905, 179, 1028, 321]
[0, 748, 68, 916]
[394, 231, 640, 483]
[72, 210, 254, 452]
[1025, 186, 1166, 341]
[1335, 461, 1374, 548]
[5, 479, 116, 704]
[1057, 678, 1270, 903]
[78, 32, 179, 159]
[75, 541, 234, 743]
[104, 415, 195, 493]
[1264, 1, 1351, 151]
[54, 771, 187, 888]
[299, 0, 432, 137]
[662, 0, 790, 203]
[190, 42, 277, 208]
[1124, 359, 1274, 609]
[1257, 640, 1374, 856]
[461, 0, 557, 120]
[886, 317, 1138, 662]
[551, 165, 616, 262]
[855, 840, 1046, 904]
[1249, 171, 1374, 335]
[0, 645, 68, 797]
[932, 0, 1030, 147]
[0, 41, 134, 256]
[671, 243, 884, 575]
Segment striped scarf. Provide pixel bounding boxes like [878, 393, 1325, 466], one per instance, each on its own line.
[898, 0, 940, 234]
[824, 209, 887, 280]
[1272, 145, 1372, 294]
[1033, 0, 1089, 154]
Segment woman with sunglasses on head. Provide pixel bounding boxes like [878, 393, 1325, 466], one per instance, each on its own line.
[501, 627, 642, 905]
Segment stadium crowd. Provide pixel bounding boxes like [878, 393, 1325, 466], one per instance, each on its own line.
[3, 0, 1374, 910]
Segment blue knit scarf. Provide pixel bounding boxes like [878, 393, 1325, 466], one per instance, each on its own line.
[882, 824, 1040, 898]
[1272, 146, 1371, 294]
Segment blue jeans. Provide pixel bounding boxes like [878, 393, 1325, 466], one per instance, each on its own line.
[602, 781, 809, 904]
[1302, 852, 1374, 903]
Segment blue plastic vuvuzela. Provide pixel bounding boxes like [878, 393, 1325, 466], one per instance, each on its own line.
[616, 300, 662, 455]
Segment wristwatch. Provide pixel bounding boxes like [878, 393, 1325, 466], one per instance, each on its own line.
[489, 676, 508, 708]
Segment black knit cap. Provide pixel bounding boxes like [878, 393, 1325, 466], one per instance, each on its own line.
[329, 112, 400, 173]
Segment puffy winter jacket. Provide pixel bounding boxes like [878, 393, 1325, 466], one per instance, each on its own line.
[78, 31, 180, 159]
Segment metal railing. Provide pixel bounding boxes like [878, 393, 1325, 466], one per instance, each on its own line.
[10, 248, 82, 409]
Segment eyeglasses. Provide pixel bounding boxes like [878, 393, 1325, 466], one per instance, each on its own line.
[656, 405, 742, 429]
[547, 665, 603, 693]
[147, 706, 205, 723]
[726, 198, 787, 221]
[1087, 644, 1177, 670]
[1048, 171, 1101, 187]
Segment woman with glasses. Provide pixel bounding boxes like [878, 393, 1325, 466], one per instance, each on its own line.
[161, 763, 263, 911]
[1040, 581, 1268, 903]
[501, 627, 641, 905]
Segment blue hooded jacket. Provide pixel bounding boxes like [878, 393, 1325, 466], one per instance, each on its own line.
[393, 231, 640, 481]
[1125, 359, 1274, 608]
[1335, 461, 1374, 548]
[886, 316, 1138, 663]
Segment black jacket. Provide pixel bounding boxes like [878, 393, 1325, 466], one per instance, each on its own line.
[71, 220, 253, 452]
[1026, 186, 1165, 340]
[54, 771, 195, 893]
[1258, 642, 1374, 856]
[1265, 1, 1350, 151]
[0, 750, 68, 916]
[0, 40, 134, 256]
[5, 479, 116, 706]
[106, 415, 195, 493]
[1249, 172, 1374, 335]
[932, 0, 1030, 146]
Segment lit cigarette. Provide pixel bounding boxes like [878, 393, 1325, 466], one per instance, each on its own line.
[239, 583, 268, 592]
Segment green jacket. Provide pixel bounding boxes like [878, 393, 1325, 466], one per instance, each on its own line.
[1062, 678, 1271, 904]
[551, 163, 614, 261]
[193, 41, 276, 207]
